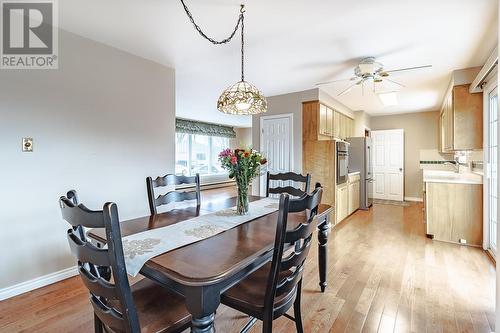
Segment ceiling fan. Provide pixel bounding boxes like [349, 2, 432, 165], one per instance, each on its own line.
[315, 57, 432, 97]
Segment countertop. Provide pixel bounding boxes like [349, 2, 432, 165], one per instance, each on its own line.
[423, 170, 483, 185]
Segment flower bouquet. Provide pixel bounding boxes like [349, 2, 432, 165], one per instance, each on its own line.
[218, 148, 267, 215]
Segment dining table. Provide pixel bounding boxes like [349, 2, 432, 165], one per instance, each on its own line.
[89, 195, 332, 333]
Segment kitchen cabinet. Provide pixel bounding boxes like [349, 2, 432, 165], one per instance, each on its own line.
[425, 182, 482, 246]
[340, 113, 347, 139]
[440, 106, 446, 152]
[319, 104, 334, 137]
[302, 101, 336, 209]
[348, 175, 360, 215]
[302, 100, 355, 222]
[319, 104, 328, 136]
[439, 84, 483, 152]
[335, 112, 354, 140]
[326, 107, 334, 137]
[302, 101, 354, 141]
[333, 111, 340, 139]
[336, 183, 348, 224]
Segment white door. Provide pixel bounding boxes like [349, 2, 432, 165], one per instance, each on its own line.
[259, 114, 293, 196]
[484, 75, 498, 255]
[372, 129, 404, 201]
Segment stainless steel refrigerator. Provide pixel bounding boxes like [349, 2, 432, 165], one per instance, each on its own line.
[346, 137, 373, 210]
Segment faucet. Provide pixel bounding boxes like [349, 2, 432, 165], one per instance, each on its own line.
[444, 157, 464, 173]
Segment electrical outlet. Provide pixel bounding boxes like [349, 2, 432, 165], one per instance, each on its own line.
[22, 137, 33, 152]
[459, 238, 467, 244]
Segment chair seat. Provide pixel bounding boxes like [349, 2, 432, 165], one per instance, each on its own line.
[131, 278, 191, 333]
[221, 262, 297, 319]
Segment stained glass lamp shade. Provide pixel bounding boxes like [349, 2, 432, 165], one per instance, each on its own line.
[217, 81, 267, 115]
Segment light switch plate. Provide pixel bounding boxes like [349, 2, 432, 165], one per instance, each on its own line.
[22, 137, 33, 152]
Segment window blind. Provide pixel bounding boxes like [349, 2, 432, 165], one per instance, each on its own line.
[175, 118, 236, 138]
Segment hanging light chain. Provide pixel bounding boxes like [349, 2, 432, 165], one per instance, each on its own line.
[240, 6, 244, 81]
[181, 1, 266, 116]
[180, 0, 244, 45]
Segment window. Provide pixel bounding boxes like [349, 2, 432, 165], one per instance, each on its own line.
[175, 133, 230, 177]
[487, 85, 498, 255]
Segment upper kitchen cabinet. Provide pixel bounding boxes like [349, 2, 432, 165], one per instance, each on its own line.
[339, 113, 354, 140]
[439, 83, 483, 152]
[319, 104, 333, 137]
[306, 101, 333, 140]
[303, 101, 354, 141]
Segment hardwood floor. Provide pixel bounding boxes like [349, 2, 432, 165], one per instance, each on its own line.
[0, 199, 495, 333]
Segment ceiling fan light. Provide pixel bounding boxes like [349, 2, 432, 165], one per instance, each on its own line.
[378, 92, 398, 107]
[217, 81, 267, 115]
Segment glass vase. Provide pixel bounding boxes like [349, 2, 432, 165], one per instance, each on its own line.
[236, 181, 249, 215]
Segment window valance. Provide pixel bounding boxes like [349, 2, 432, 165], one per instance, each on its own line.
[175, 118, 236, 138]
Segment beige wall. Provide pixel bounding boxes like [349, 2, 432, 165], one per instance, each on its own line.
[370, 111, 440, 199]
[251, 89, 318, 173]
[353, 111, 371, 136]
[0, 29, 176, 296]
[251, 88, 355, 171]
[251, 89, 361, 194]
[231, 127, 252, 148]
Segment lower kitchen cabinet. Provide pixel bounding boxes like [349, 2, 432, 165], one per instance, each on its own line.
[426, 182, 483, 246]
[348, 179, 360, 215]
[336, 184, 348, 224]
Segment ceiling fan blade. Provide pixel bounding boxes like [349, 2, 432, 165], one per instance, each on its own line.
[384, 77, 406, 88]
[384, 64, 432, 74]
[337, 81, 359, 96]
[315, 77, 356, 86]
[337, 79, 364, 96]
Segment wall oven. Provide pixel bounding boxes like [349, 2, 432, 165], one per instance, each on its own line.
[336, 141, 349, 185]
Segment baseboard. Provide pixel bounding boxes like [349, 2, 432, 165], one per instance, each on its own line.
[486, 249, 496, 264]
[0, 266, 78, 301]
[405, 196, 423, 202]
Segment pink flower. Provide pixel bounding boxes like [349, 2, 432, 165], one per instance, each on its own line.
[219, 148, 232, 158]
[230, 156, 238, 165]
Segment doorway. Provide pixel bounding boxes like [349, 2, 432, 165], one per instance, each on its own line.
[371, 129, 405, 201]
[484, 73, 498, 256]
[259, 114, 293, 196]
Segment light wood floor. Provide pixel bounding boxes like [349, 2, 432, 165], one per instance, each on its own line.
[0, 200, 495, 333]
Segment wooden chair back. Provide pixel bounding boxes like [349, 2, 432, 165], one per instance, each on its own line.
[60, 190, 140, 333]
[266, 171, 311, 198]
[263, 187, 323, 321]
[146, 174, 201, 215]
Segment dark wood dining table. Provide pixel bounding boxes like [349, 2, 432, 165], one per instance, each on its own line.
[89, 195, 332, 333]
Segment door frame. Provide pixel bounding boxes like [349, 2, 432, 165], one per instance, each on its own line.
[371, 129, 405, 201]
[259, 113, 294, 196]
[483, 71, 498, 253]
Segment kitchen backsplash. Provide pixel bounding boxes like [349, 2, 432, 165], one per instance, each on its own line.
[419, 149, 483, 171]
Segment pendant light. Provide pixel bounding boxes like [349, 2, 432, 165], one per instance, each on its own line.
[181, 2, 267, 115]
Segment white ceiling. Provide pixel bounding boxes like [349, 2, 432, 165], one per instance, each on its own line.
[60, 0, 498, 127]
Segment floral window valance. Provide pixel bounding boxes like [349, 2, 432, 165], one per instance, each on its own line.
[175, 118, 236, 138]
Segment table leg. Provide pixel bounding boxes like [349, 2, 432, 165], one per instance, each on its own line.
[186, 287, 219, 333]
[191, 314, 215, 333]
[317, 216, 330, 293]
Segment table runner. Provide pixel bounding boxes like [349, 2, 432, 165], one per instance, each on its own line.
[121, 198, 279, 276]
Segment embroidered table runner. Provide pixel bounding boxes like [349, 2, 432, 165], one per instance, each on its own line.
[121, 198, 279, 276]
